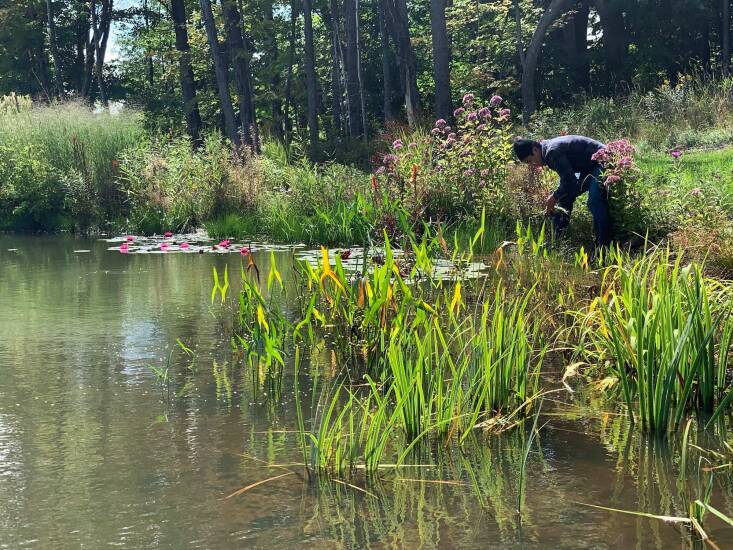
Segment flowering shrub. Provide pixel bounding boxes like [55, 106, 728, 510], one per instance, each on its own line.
[430, 93, 513, 218]
[590, 139, 646, 240]
[374, 92, 513, 223]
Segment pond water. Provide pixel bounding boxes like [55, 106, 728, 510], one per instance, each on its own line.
[2, 234, 733, 549]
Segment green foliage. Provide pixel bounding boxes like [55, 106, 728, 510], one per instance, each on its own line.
[0, 99, 143, 230]
[575, 248, 733, 433]
[0, 143, 64, 231]
[120, 134, 250, 232]
[531, 76, 733, 152]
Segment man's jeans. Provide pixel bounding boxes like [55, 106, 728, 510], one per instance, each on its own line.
[551, 166, 611, 247]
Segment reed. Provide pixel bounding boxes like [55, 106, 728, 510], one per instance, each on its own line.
[575, 248, 733, 433]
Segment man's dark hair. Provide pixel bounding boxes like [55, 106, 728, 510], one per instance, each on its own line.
[513, 139, 541, 160]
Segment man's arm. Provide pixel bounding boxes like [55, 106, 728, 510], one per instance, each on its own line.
[550, 153, 580, 202]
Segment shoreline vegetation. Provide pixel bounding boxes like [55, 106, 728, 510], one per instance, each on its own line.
[1, 78, 733, 275]
[194, 215, 733, 544]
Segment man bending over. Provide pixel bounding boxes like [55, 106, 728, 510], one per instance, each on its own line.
[513, 135, 611, 247]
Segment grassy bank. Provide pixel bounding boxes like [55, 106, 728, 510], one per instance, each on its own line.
[2, 82, 733, 268]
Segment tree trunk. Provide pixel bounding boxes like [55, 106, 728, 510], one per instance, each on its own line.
[355, 0, 367, 140]
[521, 0, 572, 126]
[264, 0, 284, 141]
[199, 0, 240, 146]
[221, 0, 258, 149]
[343, 0, 364, 137]
[74, 3, 89, 93]
[513, 0, 525, 79]
[46, 0, 64, 98]
[284, 2, 298, 144]
[562, 0, 590, 91]
[595, 0, 628, 85]
[302, 0, 320, 157]
[81, 0, 95, 99]
[324, 1, 343, 137]
[143, 0, 154, 86]
[91, 0, 113, 107]
[385, 0, 420, 126]
[378, 0, 394, 122]
[430, 0, 451, 120]
[724, 0, 730, 76]
[171, 0, 203, 147]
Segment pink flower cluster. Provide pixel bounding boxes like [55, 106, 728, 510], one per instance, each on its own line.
[591, 139, 637, 188]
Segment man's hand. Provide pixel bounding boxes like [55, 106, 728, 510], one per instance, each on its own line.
[544, 193, 557, 216]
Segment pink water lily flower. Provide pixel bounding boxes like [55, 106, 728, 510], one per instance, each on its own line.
[180, 242, 190, 250]
[164, 231, 173, 238]
[119, 243, 129, 254]
[126, 235, 135, 242]
[240, 247, 251, 256]
[219, 240, 231, 248]
[160, 242, 170, 251]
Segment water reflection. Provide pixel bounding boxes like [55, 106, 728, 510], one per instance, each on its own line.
[1, 235, 733, 548]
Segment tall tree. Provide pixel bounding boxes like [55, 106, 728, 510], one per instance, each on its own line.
[562, 0, 590, 91]
[303, 0, 320, 156]
[724, 0, 730, 76]
[323, 0, 344, 137]
[385, 0, 420, 126]
[520, 0, 572, 125]
[170, 0, 203, 146]
[283, 1, 298, 143]
[199, 0, 240, 146]
[90, 0, 113, 106]
[595, 0, 628, 85]
[343, 0, 364, 136]
[45, 0, 64, 98]
[221, 0, 258, 148]
[430, 0, 451, 120]
[378, 0, 394, 122]
[81, 1, 95, 99]
[264, 0, 284, 141]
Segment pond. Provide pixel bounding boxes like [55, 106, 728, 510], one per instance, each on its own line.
[2, 234, 733, 549]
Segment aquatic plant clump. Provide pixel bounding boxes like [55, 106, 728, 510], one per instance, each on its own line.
[575, 248, 733, 433]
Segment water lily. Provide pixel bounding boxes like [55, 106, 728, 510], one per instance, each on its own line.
[164, 231, 173, 238]
[119, 243, 129, 254]
[218, 240, 231, 248]
[180, 242, 190, 250]
[160, 242, 170, 251]
[126, 235, 135, 242]
[240, 247, 251, 256]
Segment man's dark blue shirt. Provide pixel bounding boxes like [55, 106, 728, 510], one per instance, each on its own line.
[541, 135, 605, 201]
